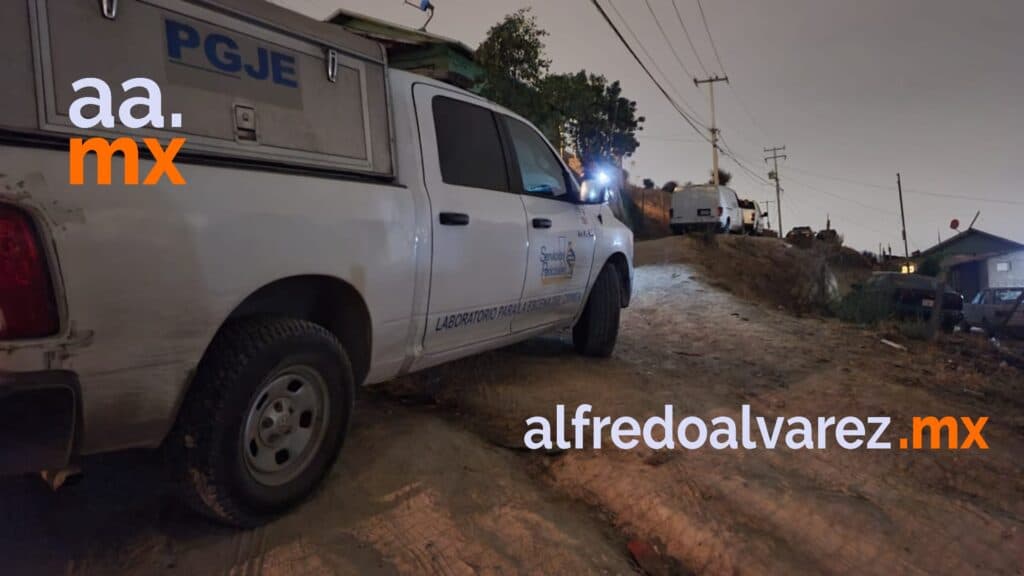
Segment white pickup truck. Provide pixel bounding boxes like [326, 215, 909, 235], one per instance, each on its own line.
[0, 0, 633, 526]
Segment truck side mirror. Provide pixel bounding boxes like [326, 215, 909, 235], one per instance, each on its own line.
[578, 179, 609, 205]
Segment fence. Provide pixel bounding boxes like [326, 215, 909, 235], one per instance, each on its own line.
[620, 186, 672, 239]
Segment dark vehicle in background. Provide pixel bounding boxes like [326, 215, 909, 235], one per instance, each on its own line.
[961, 287, 1024, 337]
[786, 226, 815, 248]
[816, 229, 840, 244]
[854, 273, 964, 331]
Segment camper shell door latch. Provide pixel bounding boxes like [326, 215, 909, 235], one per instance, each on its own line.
[101, 0, 118, 20]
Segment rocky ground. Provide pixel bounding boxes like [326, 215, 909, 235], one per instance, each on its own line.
[2, 236, 1021, 575]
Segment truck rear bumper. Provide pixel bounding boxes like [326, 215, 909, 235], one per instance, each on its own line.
[0, 371, 78, 475]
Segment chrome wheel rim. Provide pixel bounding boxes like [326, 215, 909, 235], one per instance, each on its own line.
[242, 364, 329, 487]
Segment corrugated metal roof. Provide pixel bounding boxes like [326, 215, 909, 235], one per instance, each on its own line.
[326, 7, 475, 57]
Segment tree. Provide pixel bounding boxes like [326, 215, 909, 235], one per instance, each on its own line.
[642, 178, 655, 189]
[475, 12, 644, 169]
[542, 72, 644, 167]
[707, 169, 732, 186]
[661, 180, 679, 193]
[475, 9, 550, 125]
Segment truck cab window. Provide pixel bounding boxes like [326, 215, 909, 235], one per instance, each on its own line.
[432, 96, 509, 192]
[503, 117, 569, 199]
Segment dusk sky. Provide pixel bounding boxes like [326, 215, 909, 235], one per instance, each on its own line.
[274, 0, 1023, 252]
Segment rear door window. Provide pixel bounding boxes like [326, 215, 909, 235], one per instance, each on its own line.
[432, 96, 509, 192]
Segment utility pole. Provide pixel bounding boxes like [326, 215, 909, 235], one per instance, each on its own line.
[694, 75, 729, 186]
[764, 146, 787, 236]
[897, 172, 909, 258]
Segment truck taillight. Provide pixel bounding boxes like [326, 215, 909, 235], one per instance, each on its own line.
[0, 205, 59, 339]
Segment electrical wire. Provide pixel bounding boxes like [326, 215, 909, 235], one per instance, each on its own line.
[591, 0, 712, 145]
[786, 165, 1024, 207]
[604, 0, 707, 128]
[636, 134, 705, 143]
[695, 0, 727, 74]
[670, 0, 709, 77]
[785, 174, 898, 216]
[643, 0, 696, 81]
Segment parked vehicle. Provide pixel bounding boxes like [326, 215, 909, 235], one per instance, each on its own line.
[739, 199, 766, 235]
[961, 287, 1024, 337]
[786, 226, 815, 247]
[669, 184, 744, 234]
[816, 229, 840, 244]
[0, 0, 633, 527]
[855, 273, 964, 330]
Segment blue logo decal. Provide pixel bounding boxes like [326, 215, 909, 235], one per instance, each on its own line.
[165, 19, 298, 88]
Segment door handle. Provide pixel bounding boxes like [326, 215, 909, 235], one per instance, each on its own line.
[439, 212, 470, 226]
[532, 218, 552, 229]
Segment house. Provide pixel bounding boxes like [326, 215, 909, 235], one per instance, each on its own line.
[915, 229, 1024, 299]
[326, 8, 482, 89]
[987, 250, 1024, 289]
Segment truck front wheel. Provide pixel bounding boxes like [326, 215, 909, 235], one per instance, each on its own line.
[169, 318, 354, 527]
[573, 265, 622, 357]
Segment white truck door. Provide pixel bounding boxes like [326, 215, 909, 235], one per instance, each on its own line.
[499, 115, 597, 332]
[415, 87, 529, 354]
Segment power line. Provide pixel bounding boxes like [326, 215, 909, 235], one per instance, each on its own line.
[591, 0, 709, 139]
[695, 0, 727, 74]
[669, 0, 709, 77]
[593, 0, 772, 192]
[643, 0, 696, 81]
[789, 187, 899, 240]
[785, 173, 898, 216]
[636, 134, 705, 143]
[604, 0, 707, 127]
[716, 135, 772, 185]
[786, 165, 1024, 207]
[687, 0, 772, 145]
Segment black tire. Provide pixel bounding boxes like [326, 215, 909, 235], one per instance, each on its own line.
[168, 318, 354, 527]
[573, 265, 622, 357]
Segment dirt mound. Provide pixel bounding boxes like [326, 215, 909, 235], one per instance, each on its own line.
[636, 235, 872, 314]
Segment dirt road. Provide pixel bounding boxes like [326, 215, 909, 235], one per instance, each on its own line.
[2, 237, 1021, 575]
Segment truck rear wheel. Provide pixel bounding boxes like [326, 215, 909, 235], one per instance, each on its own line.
[573, 265, 622, 358]
[169, 318, 354, 527]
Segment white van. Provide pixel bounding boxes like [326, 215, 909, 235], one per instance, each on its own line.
[669, 184, 744, 234]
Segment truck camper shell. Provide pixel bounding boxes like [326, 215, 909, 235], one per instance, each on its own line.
[0, 0, 395, 178]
